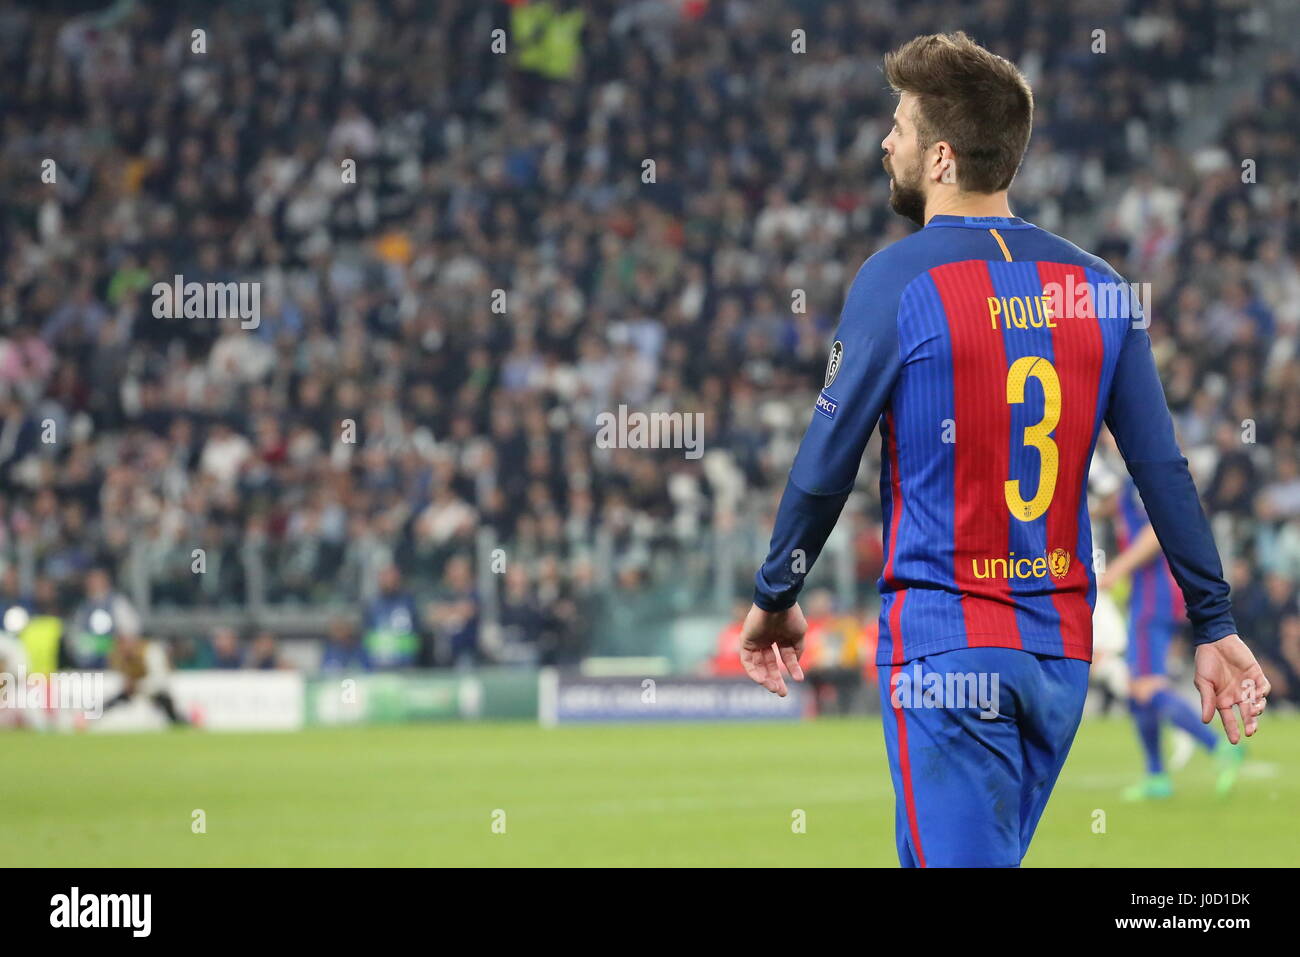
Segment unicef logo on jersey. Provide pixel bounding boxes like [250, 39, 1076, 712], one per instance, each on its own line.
[824, 340, 844, 389]
[970, 548, 1073, 581]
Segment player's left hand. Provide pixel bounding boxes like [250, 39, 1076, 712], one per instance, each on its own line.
[739, 603, 806, 697]
[1194, 634, 1270, 744]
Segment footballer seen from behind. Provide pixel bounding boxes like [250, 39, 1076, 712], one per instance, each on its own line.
[740, 31, 1271, 868]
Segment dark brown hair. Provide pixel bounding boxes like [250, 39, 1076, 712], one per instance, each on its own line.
[883, 32, 1033, 193]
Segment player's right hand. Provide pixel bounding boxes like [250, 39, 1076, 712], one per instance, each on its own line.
[1194, 634, 1270, 744]
[739, 603, 806, 697]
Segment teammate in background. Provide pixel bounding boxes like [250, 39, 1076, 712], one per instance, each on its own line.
[739, 32, 1269, 867]
[102, 630, 190, 726]
[1099, 478, 1243, 798]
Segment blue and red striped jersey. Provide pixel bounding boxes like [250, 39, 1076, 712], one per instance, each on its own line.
[754, 215, 1236, 665]
[1116, 478, 1186, 628]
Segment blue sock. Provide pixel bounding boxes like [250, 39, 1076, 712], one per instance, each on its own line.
[1128, 698, 1163, 774]
[1151, 688, 1219, 752]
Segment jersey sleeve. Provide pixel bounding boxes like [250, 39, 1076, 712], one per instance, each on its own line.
[1104, 318, 1237, 645]
[753, 254, 906, 611]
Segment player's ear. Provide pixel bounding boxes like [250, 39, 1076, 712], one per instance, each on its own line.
[931, 142, 957, 185]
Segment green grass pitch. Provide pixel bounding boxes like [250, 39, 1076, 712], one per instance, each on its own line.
[5, 714, 1296, 867]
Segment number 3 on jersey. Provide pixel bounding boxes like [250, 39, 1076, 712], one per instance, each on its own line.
[1004, 355, 1060, 522]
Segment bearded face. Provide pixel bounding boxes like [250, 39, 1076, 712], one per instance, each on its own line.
[884, 149, 927, 228]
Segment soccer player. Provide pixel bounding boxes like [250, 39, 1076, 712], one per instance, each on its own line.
[1098, 477, 1244, 799]
[739, 32, 1270, 867]
[102, 631, 190, 727]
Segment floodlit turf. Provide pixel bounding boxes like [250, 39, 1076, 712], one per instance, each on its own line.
[4, 714, 1296, 867]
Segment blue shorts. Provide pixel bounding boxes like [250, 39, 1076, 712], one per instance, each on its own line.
[878, 647, 1090, 867]
[1126, 618, 1176, 677]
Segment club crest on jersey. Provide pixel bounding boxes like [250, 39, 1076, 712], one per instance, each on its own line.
[815, 391, 838, 419]
[824, 340, 844, 389]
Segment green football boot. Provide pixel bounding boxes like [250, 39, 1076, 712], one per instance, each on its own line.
[1214, 742, 1246, 797]
[1123, 772, 1174, 801]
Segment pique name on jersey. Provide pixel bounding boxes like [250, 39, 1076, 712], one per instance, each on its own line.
[987, 294, 1056, 330]
[815, 391, 838, 419]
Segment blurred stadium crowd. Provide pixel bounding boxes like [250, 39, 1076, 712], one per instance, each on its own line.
[0, 0, 1297, 695]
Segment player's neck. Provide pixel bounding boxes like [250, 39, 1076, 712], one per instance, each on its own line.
[923, 191, 1013, 223]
